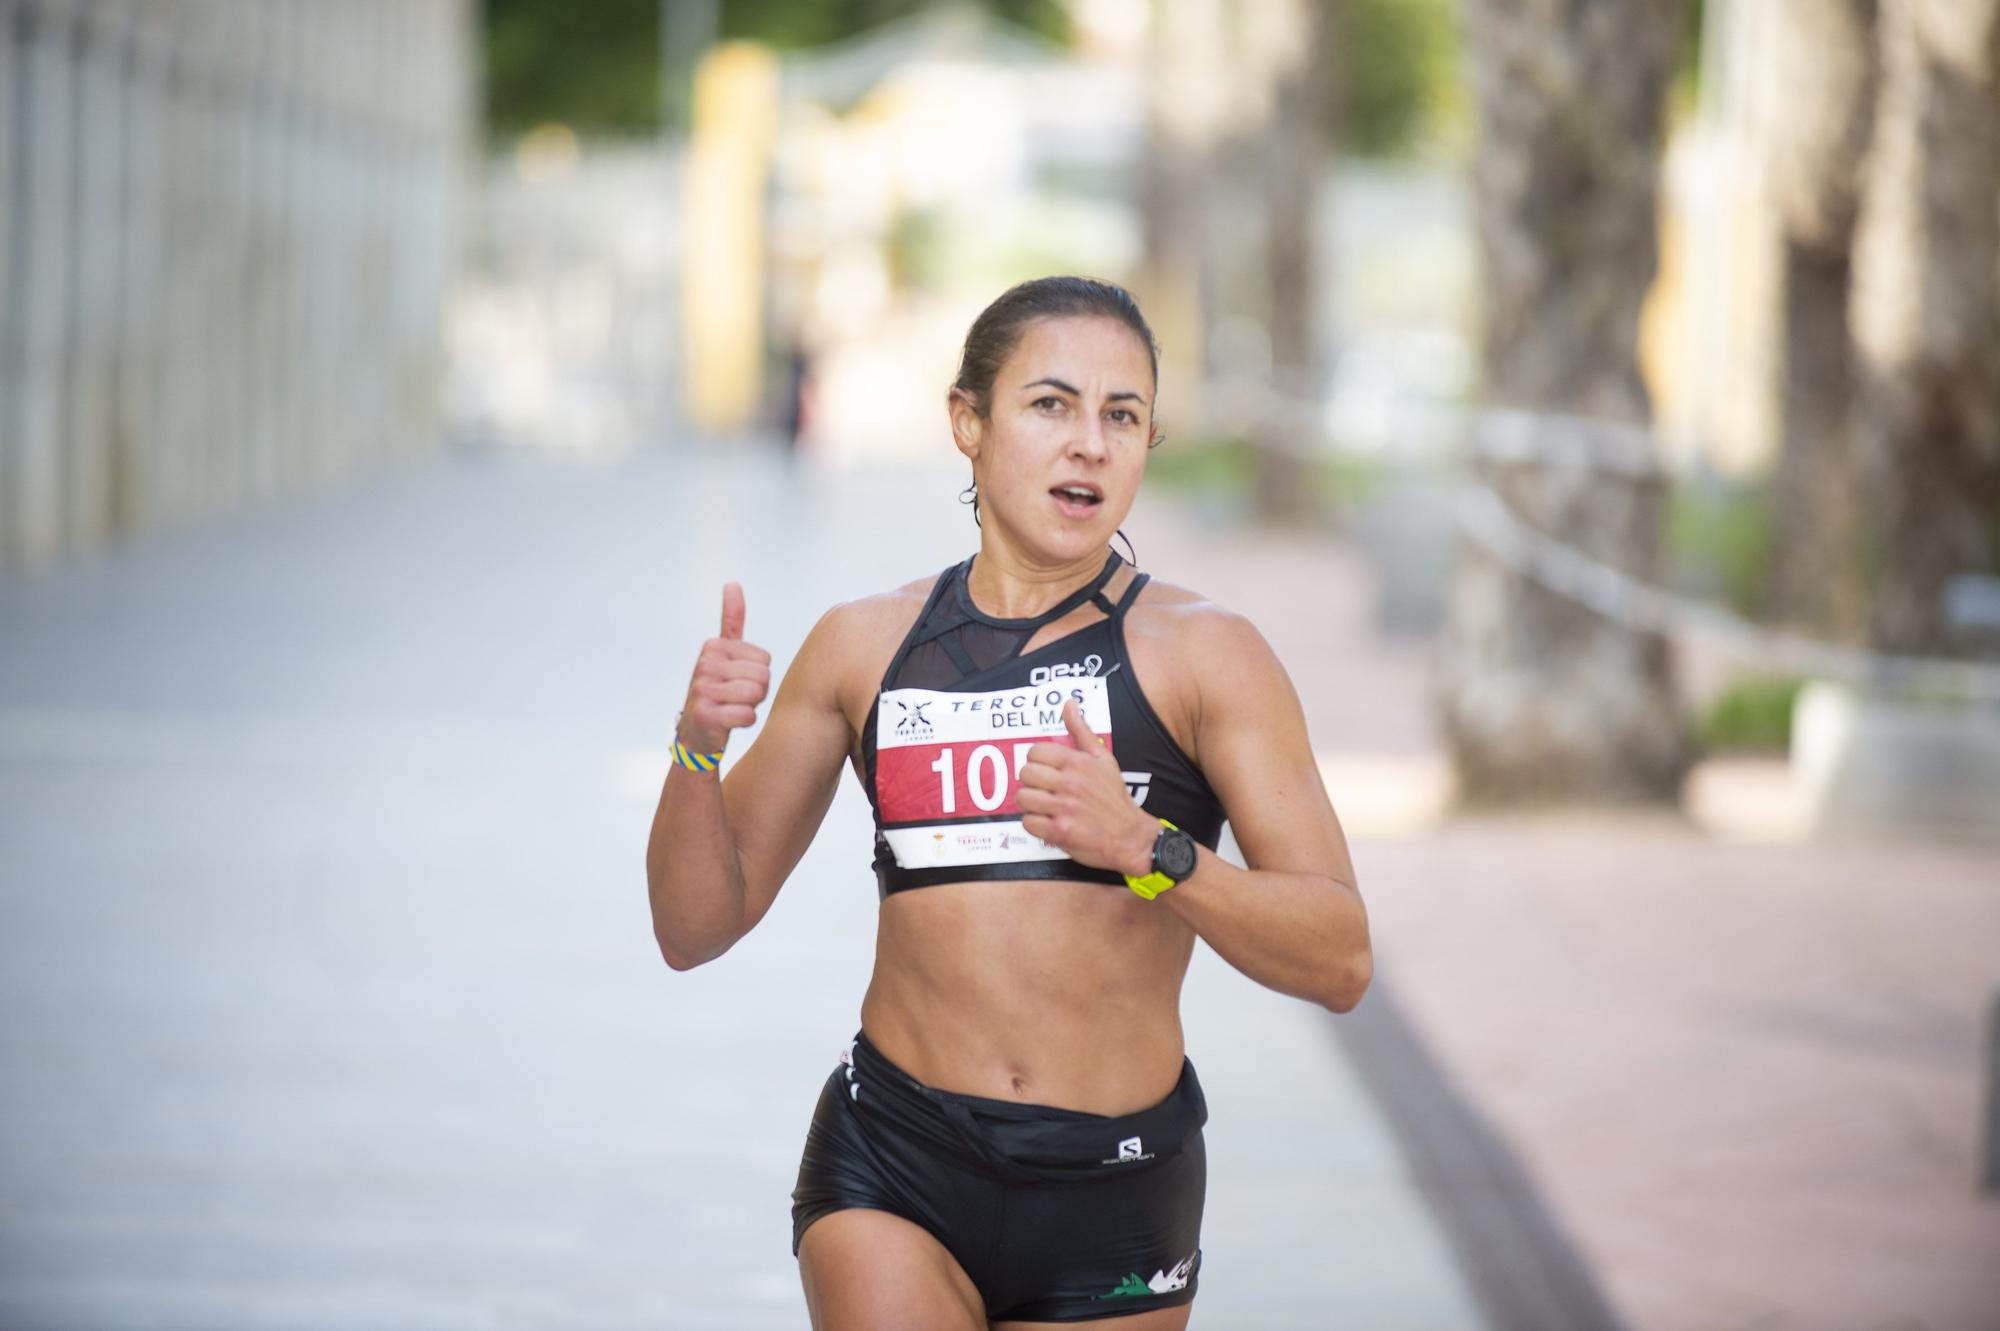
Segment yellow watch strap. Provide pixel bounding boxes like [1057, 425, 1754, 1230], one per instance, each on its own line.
[1124, 818, 1181, 900]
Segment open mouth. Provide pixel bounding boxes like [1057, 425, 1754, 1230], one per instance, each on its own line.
[1050, 484, 1103, 512]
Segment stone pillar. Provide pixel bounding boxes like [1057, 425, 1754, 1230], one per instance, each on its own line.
[1, 0, 469, 569]
[8, 0, 80, 567]
[0, 0, 24, 562]
[68, 0, 132, 555]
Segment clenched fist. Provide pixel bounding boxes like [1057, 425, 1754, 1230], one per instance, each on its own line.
[679, 582, 772, 755]
[1015, 697, 1159, 878]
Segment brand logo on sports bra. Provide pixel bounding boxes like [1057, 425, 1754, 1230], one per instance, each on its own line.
[1028, 654, 1108, 686]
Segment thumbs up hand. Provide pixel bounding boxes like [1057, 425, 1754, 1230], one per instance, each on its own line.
[679, 582, 772, 755]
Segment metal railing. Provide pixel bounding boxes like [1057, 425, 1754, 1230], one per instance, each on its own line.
[1215, 374, 2000, 704]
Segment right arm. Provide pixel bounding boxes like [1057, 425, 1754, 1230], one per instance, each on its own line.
[645, 584, 858, 970]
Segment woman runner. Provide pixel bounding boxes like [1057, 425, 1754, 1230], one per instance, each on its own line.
[647, 275, 1369, 1329]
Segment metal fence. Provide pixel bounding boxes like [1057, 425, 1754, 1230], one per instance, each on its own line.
[0, 0, 474, 570]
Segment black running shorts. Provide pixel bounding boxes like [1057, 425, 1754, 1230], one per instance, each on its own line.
[791, 1030, 1207, 1323]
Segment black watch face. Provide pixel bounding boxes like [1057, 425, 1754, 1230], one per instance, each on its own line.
[1158, 829, 1198, 880]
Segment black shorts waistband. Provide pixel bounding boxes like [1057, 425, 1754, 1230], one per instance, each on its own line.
[846, 1030, 1207, 1184]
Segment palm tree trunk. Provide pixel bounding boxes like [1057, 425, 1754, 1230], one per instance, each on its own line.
[1436, 0, 1691, 803]
[1138, 0, 1224, 435]
[1253, 0, 1333, 525]
[1764, 0, 1878, 639]
[1852, 0, 2000, 654]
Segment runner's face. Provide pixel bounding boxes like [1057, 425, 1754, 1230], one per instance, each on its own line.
[961, 316, 1155, 562]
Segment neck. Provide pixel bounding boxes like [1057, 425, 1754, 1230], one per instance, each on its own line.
[966, 540, 1111, 619]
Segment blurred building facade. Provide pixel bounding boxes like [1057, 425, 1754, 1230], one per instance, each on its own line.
[447, 133, 679, 455]
[0, 0, 476, 570]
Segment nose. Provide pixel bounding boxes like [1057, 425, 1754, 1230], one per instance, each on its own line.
[1068, 407, 1110, 463]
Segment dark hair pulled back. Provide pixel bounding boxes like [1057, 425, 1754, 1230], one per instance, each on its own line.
[953, 275, 1159, 417]
[953, 276, 1160, 561]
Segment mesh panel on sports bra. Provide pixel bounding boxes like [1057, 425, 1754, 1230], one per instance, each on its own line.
[886, 552, 1122, 692]
[893, 623, 1033, 690]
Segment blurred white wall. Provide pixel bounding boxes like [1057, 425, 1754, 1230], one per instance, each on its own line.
[0, 0, 477, 571]
[447, 136, 681, 455]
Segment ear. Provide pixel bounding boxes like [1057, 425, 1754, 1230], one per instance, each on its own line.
[947, 387, 985, 463]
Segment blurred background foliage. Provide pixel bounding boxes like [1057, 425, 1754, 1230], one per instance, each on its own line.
[485, 0, 663, 140]
[718, 0, 1070, 50]
[1145, 434, 1387, 519]
[486, 0, 1071, 140]
[1338, 0, 1462, 157]
[1667, 480, 1775, 620]
[485, 0, 1462, 155]
[1695, 675, 1802, 754]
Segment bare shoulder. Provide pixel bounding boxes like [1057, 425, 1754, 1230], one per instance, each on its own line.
[809, 571, 945, 724]
[1122, 575, 1289, 757]
[814, 572, 935, 651]
[1130, 575, 1293, 709]
[1126, 574, 1276, 665]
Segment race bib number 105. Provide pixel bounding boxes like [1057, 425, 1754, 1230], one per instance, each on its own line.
[875, 679, 1113, 867]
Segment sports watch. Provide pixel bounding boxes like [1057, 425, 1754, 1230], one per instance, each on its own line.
[1125, 818, 1198, 900]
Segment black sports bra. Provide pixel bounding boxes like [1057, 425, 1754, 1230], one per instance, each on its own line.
[861, 549, 1227, 897]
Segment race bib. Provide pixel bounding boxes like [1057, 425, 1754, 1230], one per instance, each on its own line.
[876, 678, 1113, 868]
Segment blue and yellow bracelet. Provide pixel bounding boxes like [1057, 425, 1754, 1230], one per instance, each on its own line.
[672, 712, 723, 772]
[672, 739, 723, 772]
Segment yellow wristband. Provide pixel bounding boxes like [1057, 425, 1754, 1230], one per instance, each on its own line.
[1124, 817, 1182, 900]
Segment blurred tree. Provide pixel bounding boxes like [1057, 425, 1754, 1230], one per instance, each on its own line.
[1851, 0, 2000, 655]
[718, 0, 1067, 49]
[1762, 0, 1877, 640]
[1435, 0, 1691, 803]
[485, 0, 1071, 140]
[1256, 0, 1334, 523]
[1333, 0, 1459, 157]
[1137, 0, 1227, 440]
[487, 0, 665, 138]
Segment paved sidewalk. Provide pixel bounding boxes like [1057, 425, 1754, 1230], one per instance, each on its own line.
[0, 447, 1493, 1330]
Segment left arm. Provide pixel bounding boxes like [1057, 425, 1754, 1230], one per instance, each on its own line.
[1017, 610, 1370, 1012]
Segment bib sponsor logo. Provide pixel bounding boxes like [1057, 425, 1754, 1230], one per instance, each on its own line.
[892, 698, 933, 736]
[1028, 653, 1104, 686]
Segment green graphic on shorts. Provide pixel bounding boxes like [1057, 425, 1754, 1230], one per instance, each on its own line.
[1096, 1253, 1197, 1300]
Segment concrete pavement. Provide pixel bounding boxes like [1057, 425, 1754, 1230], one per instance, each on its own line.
[0, 446, 1496, 1330]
